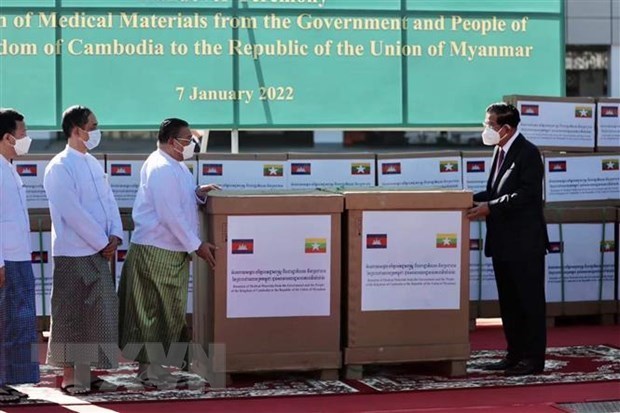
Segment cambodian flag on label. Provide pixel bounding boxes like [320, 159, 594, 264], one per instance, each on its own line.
[16, 164, 37, 176]
[110, 164, 132, 176]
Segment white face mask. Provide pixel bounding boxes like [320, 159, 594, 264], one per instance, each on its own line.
[174, 139, 196, 160]
[84, 129, 101, 150]
[183, 140, 196, 160]
[481, 127, 501, 146]
[13, 135, 32, 156]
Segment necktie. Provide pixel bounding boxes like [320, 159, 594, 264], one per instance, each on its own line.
[493, 148, 505, 186]
[497, 148, 505, 171]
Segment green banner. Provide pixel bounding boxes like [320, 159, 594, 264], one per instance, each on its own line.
[0, 0, 564, 129]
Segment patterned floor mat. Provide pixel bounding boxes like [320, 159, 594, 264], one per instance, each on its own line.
[3, 344, 618, 406]
[361, 345, 620, 392]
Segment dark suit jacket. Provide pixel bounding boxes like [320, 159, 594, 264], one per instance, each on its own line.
[473, 134, 549, 261]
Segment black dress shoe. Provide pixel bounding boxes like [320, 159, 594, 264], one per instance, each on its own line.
[481, 358, 520, 371]
[504, 359, 544, 376]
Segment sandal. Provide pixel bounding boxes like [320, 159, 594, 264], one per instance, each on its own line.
[159, 372, 189, 385]
[137, 372, 161, 389]
[0, 387, 20, 403]
[60, 384, 91, 396]
[90, 377, 117, 392]
[7, 387, 28, 399]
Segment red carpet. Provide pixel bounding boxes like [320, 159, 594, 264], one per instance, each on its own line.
[1, 324, 618, 413]
[86, 382, 617, 412]
[471, 323, 620, 350]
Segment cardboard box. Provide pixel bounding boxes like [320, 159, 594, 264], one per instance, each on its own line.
[13, 154, 104, 212]
[29, 215, 52, 317]
[596, 98, 620, 152]
[288, 153, 376, 189]
[617, 208, 619, 315]
[543, 152, 620, 206]
[194, 191, 343, 373]
[105, 154, 197, 211]
[544, 207, 617, 316]
[504, 95, 596, 151]
[377, 151, 462, 189]
[462, 150, 494, 195]
[343, 190, 471, 369]
[469, 220, 497, 302]
[198, 154, 288, 191]
[105, 154, 148, 210]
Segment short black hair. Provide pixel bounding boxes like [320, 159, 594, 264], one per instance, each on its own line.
[62, 105, 92, 139]
[486, 102, 521, 128]
[158, 118, 189, 144]
[0, 109, 24, 141]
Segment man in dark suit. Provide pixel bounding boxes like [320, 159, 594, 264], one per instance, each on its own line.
[467, 103, 548, 376]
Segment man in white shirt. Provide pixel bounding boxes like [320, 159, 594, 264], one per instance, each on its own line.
[118, 118, 217, 386]
[0, 109, 39, 402]
[44, 106, 123, 395]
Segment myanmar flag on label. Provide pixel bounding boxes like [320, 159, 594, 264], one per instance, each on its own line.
[600, 241, 615, 252]
[111, 164, 132, 176]
[601, 106, 619, 117]
[439, 160, 458, 173]
[16, 164, 37, 176]
[203, 164, 223, 176]
[366, 234, 387, 249]
[31, 251, 48, 263]
[305, 238, 327, 253]
[351, 163, 371, 175]
[263, 164, 284, 177]
[548, 160, 567, 172]
[382, 162, 401, 175]
[466, 161, 485, 173]
[436, 233, 457, 248]
[575, 106, 593, 118]
[602, 159, 619, 171]
[232, 239, 254, 254]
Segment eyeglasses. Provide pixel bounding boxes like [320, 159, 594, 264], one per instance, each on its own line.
[175, 137, 194, 146]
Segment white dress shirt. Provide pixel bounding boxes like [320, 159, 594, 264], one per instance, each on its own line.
[44, 146, 123, 257]
[0, 154, 31, 266]
[131, 149, 204, 253]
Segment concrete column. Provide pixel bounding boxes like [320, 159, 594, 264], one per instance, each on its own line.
[610, 45, 620, 96]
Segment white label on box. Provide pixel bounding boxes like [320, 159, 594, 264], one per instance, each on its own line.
[463, 156, 492, 195]
[288, 159, 375, 189]
[227, 215, 331, 318]
[544, 155, 620, 202]
[361, 211, 462, 311]
[30, 230, 52, 316]
[518, 100, 595, 148]
[199, 160, 288, 190]
[377, 156, 463, 189]
[469, 221, 497, 301]
[107, 160, 144, 209]
[597, 102, 620, 148]
[13, 159, 50, 209]
[546, 223, 615, 302]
